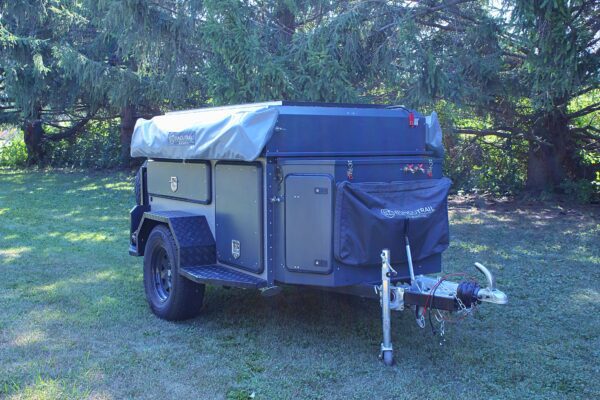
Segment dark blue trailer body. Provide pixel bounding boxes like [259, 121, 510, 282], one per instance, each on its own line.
[130, 101, 448, 289]
[266, 104, 427, 157]
[264, 103, 444, 287]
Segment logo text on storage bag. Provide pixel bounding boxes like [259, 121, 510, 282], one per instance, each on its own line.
[380, 206, 434, 219]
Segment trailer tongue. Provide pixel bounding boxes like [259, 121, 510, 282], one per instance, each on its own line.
[378, 248, 507, 365]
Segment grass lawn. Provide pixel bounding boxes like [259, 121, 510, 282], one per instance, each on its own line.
[0, 169, 598, 400]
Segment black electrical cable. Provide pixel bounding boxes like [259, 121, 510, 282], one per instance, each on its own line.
[429, 276, 444, 335]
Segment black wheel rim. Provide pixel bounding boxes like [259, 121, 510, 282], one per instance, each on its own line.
[152, 247, 172, 302]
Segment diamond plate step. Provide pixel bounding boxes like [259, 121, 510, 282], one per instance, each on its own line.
[180, 265, 267, 289]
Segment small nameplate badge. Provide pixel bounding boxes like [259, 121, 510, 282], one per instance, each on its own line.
[168, 132, 195, 145]
[232, 240, 241, 259]
[170, 176, 178, 192]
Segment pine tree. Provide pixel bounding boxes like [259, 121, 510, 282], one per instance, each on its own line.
[0, 0, 208, 166]
[0, 0, 98, 164]
[82, 0, 208, 165]
[1, 0, 597, 187]
[508, 0, 599, 190]
[292, 0, 599, 190]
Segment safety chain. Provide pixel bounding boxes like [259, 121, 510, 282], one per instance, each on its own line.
[455, 294, 475, 316]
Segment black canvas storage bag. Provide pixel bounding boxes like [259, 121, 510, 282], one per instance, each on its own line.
[334, 177, 452, 266]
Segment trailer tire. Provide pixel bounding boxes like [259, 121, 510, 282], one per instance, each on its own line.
[143, 225, 205, 321]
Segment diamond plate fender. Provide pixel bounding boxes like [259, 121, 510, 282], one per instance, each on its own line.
[133, 211, 216, 267]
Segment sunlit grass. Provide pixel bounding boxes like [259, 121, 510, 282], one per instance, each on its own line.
[63, 232, 111, 242]
[11, 330, 46, 347]
[5, 376, 92, 400]
[0, 247, 32, 264]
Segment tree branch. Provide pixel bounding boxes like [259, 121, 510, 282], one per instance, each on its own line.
[502, 50, 527, 60]
[573, 129, 600, 138]
[377, 0, 477, 32]
[567, 102, 600, 119]
[419, 0, 477, 16]
[569, 85, 600, 101]
[43, 110, 97, 142]
[416, 19, 466, 32]
[454, 128, 513, 138]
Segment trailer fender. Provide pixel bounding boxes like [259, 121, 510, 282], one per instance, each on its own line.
[129, 162, 150, 256]
[132, 211, 216, 268]
[129, 205, 150, 255]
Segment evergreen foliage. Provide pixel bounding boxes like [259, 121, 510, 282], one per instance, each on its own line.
[0, 1, 597, 195]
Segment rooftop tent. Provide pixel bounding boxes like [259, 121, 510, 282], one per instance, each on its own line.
[130, 102, 282, 161]
[130, 101, 445, 160]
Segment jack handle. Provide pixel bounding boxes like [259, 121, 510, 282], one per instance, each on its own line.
[381, 249, 397, 277]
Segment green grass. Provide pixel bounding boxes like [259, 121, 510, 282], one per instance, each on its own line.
[0, 169, 598, 400]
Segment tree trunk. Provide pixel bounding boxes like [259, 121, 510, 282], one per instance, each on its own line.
[525, 112, 575, 192]
[275, 5, 295, 35]
[120, 104, 136, 168]
[23, 119, 45, 166]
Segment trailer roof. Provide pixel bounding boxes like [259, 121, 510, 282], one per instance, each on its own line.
[130, 102, 443, 161]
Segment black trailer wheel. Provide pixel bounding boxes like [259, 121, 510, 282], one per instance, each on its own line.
[382, 351, 394, 366]
[143, 225, 205, 320]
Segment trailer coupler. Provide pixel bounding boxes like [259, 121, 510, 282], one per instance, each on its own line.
[377, 249, 507, 366]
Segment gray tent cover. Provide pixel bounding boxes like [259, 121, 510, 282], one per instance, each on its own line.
[130, 102, 281, 161]
[131, 101, 444, 161]
[425, 111, 444, 158]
